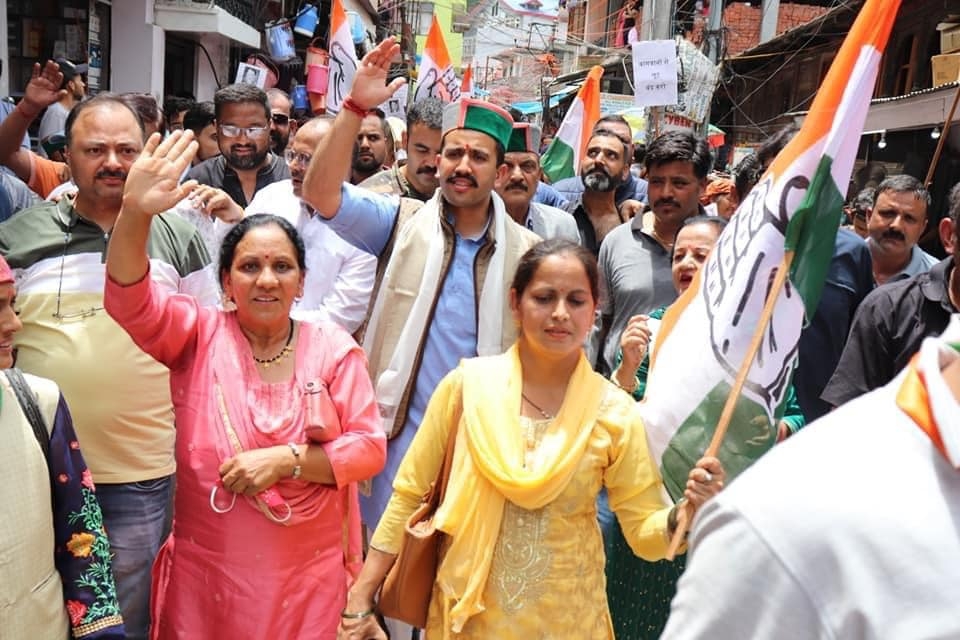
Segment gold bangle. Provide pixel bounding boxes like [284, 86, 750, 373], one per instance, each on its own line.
[612, 375, 638, 395]
[341, 607, 376, 619]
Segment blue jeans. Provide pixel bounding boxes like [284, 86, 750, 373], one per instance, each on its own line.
[96, 475, 174, 640]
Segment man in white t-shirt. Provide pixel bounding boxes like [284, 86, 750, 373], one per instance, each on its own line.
[662, 332, 960, 640]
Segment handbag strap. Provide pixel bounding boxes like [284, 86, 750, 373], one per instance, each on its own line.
[427, 393, 462, 508]
[5, 368, 50, 459]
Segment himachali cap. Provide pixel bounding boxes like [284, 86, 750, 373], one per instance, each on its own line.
[0, 256, 13, 286]
[441, 98, 514, 150]
[507, 123, 542, 154]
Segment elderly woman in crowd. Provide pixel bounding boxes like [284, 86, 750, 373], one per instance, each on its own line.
[338, 238, 724, 639]
[605, 215, 805, 638]
[0, 253, 125, 640]
[103, 130, 386, 638]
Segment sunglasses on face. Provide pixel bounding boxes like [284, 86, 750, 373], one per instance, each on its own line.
[271, 113, 290, 126]
[218, 124, 269, 138]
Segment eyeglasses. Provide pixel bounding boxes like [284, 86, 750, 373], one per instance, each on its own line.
[54, 231, 104, 321]
[284, 149, 312, 166]
[271, 113, 290, 126]
[218, 124, 269, 139]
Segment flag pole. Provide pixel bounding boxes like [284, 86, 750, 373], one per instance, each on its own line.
[666, 249, 796, 559]
[924, 81, 960, 189]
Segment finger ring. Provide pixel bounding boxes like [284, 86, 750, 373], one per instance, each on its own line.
[702, 471, 713, 484]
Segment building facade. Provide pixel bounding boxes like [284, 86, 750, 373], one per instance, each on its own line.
[2, 0, 379, 101]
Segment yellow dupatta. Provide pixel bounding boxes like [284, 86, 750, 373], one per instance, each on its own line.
[433, 344, 608, 632]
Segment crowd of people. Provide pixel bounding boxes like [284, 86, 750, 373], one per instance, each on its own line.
[1, 31, 959, 640]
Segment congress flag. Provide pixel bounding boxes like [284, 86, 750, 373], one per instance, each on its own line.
[540, 66, 603, 183]
[641, 0, 902, 501]
[461, 66, 474, 98]
[413, 17, 461, 103]
[326, 0, 358, 114]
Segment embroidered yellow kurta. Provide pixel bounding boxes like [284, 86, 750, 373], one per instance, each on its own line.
[372, 357, 672, 639]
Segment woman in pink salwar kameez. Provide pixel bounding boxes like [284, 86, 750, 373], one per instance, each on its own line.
[102, 130, 387, 639]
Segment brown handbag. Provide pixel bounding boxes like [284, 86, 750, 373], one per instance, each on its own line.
[378, 412, 460, 629]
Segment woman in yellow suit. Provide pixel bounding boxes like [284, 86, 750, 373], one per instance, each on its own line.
[339, 239, 725, 639]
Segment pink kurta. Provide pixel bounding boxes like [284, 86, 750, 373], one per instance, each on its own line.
[104, 271, 386, 639]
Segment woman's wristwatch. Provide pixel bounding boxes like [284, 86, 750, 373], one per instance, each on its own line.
[287, 442, 302, 479]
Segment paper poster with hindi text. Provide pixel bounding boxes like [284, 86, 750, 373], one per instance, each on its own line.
[632, 40, 678, 108]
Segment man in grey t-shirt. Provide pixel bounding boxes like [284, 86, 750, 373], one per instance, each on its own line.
[595, 131, 710, 374]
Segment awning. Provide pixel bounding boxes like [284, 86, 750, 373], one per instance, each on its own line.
[548, 85, 578, 106]
[154, 3, 260, 48]
[789, 82, 960, 134]
[511, 101, 543, 115]
[862, 82, 959, 133]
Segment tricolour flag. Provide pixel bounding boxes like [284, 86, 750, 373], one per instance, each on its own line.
[461, 66, 474, 98]
[326, 0, 358, 114]
[641, 0, 902, 501]
[540, 66, 603, 184]
[413, 17, 461, 103]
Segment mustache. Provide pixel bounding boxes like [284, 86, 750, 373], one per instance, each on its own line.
[505, 180, 528, 191]
[882, 229, 906, 241]
[654, 198, 679, 208]
[417, 166, 437, 176]
[585, 166, 611, 178]
[95, 169, 127, 179]
[230, 144, 256, 152]
[447, 174, 478, 187]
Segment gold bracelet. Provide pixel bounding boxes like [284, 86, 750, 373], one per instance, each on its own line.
[341, 608, 376, 619]
[612, 375, 639, 395]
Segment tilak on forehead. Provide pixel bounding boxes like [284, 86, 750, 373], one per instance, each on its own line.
[440, 98, 514, 149]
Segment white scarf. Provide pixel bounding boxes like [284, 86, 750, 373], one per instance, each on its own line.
[362, 191, 509, 435]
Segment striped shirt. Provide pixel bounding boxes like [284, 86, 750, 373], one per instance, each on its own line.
[0, 198, 218, 483]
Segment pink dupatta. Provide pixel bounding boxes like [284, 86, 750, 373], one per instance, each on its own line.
[209, 314, 364, 581]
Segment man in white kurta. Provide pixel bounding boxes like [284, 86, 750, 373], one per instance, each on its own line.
[245, 117, 375, 332]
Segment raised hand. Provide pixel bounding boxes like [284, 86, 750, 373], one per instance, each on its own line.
[619, 314, 652, 371]
[188, 184, 243, 223]
[122, 131, 199, 218]
[21, 61, 65, 117]
[349, 36, 407, 110]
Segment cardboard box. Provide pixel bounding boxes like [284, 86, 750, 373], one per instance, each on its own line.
[932, 53, 960, 86]
[942, 24, 960, 54]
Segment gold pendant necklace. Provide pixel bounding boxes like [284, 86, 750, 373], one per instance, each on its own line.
[521, 391, 553, 419]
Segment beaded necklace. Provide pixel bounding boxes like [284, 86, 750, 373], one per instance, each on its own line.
[253, 319, 294, 368]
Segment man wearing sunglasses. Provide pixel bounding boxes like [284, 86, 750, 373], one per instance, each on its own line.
[186, 84, 290, 207]
[267, 88, 297, 156]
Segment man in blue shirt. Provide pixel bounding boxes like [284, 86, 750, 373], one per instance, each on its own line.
[542, 114, 648, 209]
[302, 38, 541, 537]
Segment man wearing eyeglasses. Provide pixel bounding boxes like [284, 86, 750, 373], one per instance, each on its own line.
[245, 117, 375, 333]
[266, 88, 297, 156]
[186, 84, 290, 207]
